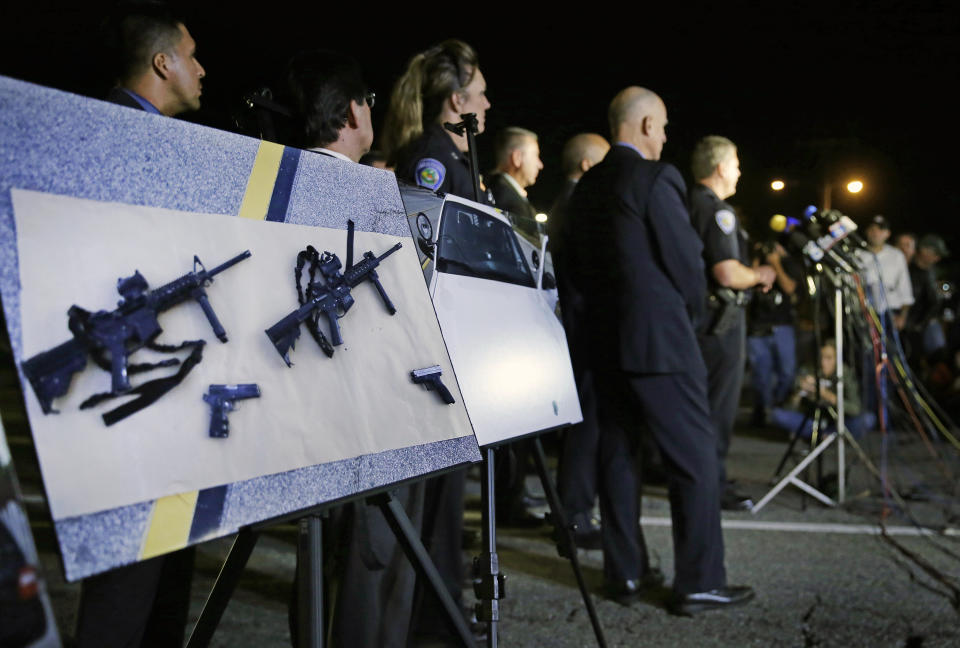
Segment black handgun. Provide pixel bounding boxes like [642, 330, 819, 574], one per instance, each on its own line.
[410, 365, 455, 405]
[203, 383, 261, 438]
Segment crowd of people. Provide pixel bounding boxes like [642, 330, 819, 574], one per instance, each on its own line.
[47, 2, 958, 646]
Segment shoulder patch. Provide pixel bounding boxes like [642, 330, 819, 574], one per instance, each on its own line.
[715, 209, 736, 235]
[415, 158, 446, 191]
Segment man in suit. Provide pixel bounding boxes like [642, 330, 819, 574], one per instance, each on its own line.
[488, 127, 544, 235]
[565, 86, 754, 614]
[283, 50, 425, 648]
[551, 133, 611, 546]
[74, 5, 205, 647]
[103, 2, 205, 117]
[484, 127, 551, 526]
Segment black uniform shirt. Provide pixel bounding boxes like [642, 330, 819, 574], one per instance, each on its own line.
[395, 122, 487, 203]
[689, 183, 747, 287]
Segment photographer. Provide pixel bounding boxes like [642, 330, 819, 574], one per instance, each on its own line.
[770, 340, 875, 440]
[747, 239, 802, 427]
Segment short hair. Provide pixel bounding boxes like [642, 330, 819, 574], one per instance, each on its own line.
[493, 127, 537, 168]
[103, 2, 185, 84]
[691, 135, 737, 181]
[283, 50, 368, 149]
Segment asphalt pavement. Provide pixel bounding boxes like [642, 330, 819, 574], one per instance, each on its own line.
[37, 415, 960, 647]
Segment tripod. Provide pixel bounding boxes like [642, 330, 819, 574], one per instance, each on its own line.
[442, 113, 605, 647]
[185, 485, 475, 648]
[753, 266, 852, 512]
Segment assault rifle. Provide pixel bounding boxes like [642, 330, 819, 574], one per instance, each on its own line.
[265, 220, 401, 366]
[22, 250, 252, 417]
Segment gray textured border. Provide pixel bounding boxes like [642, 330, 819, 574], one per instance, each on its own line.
[56, 435, 477, 581]
[0, 76, 480, 581]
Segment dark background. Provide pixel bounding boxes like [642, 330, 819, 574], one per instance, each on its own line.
[2, 1, 958, 246]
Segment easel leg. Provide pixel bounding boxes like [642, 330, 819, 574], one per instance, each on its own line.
[531, 437, 607, 648]
[371, 492, 475, 647]
[185, 528, 260, 648]
[475, 447, 503, 648]
[297, 515, 324, 648]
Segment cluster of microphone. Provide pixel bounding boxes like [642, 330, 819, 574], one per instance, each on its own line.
[768, 206, 868, 273]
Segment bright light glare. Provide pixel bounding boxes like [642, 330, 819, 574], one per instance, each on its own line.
[535, 213, 548, 223]
[847, 180, 864, 193]
[771, 180, 785, 191]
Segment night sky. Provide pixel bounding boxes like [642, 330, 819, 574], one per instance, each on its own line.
[3, 2, 958, 251]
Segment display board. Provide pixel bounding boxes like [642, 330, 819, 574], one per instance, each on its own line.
[0, 76, 480, 581]
[401, 187, 582, 446]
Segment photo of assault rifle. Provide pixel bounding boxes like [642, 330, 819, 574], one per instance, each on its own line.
[265, 220, 401, 366]
[21, 251, 252, 422]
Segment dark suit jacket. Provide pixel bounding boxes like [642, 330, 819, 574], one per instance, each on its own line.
[566, 144, 706, 374]
[106, 87, 145, 110]
[488, 173, 537, 220]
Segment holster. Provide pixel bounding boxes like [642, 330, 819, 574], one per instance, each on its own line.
[705, 288, 748, 336]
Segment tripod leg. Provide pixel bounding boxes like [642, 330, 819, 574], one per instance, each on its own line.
[185, 528, 260, 648]
[771, 413, 810, 480]
[476, 447, 502, 648]
[531, 437, 607, 648]
[370, 492, 475, 648]
[297, 515, 324, 648]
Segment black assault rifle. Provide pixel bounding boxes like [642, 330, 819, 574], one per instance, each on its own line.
[265, 220, 401, 366]
[22, 251, 252, 418]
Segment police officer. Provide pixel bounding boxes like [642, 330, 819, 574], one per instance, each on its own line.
[380, 38, 491, 642]
[689, 136, 775, 511]
[382, 39, 491, 203]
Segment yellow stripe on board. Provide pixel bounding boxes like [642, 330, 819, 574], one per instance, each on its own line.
[237, 140, 285, 220]
[140, 491, 199, 559]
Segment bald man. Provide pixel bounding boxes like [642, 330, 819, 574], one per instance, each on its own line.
[552, 133, 611, 546]
[565, 87, 753, 614]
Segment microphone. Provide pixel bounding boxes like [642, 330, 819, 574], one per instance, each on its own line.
[812, 209, 869, 251]
[770, 214, 826, 264]
[769, 213, 856, 273]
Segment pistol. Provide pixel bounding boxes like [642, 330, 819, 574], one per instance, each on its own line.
[203, 383, 261, 438]
[410, 365, 455, 405]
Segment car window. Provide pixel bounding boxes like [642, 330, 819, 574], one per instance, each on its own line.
[436, 203, 535, 288]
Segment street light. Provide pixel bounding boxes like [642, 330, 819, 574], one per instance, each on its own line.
[770, 177, 865, 210]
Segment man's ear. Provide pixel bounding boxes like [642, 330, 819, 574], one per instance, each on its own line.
[346, 99, 361, 128]
[580, 158, 591, 173]
[152, 51, 169, 79]
[641, 115, 652, 136]
[510, 148, 524, 171]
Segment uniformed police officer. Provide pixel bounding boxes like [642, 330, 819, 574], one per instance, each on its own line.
[380, 38, 491, 642]
[689, 135, 775, 511]
[382, 39, 491, 204]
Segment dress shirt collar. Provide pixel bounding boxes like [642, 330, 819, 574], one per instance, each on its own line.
[309, 147, 353, 163]
[615, 141, 645, 159]
[120, 88, 162, 115]
[501, 172, 527, 198]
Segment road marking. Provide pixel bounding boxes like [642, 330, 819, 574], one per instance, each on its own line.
[639, 516, 959, 537]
